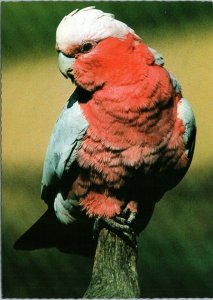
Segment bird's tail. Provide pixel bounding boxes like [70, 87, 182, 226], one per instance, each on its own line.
[14, 209, 97, 257]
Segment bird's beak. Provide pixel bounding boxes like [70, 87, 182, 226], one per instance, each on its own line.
[58, 52, 76, 80]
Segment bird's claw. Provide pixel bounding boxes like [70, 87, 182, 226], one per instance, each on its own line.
[93, 208, 138, 241]
[121, 207, 138, 225]
[93, 216, 133, 239]
[105, 216, 134, 233]
[127, 212, 137, 224]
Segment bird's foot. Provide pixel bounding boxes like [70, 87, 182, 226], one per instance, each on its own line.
[121, 207, 138, 225]
[93, 216, 133, 238]
[93, 203, 138, 248]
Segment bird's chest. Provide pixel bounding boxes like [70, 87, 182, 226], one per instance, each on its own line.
[77, 127, 134, 189]
[76, 102, 177, 189]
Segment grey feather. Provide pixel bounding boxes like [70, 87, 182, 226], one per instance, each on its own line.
[177, 97, 196, 158]
[149, 47, 164, 66]
[41, 90, 88, 198]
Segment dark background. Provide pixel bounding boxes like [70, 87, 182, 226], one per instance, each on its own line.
[2, 1, 213, 298]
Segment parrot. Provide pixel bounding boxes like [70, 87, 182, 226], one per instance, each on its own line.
[41, 7, 196, 237]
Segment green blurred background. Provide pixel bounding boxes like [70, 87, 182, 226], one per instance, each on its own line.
[2, 1, 213, 298]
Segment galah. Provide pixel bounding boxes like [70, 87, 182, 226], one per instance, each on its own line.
[41, 7, 196, 235]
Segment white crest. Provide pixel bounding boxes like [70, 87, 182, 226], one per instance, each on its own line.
[56, 7, 135, 48]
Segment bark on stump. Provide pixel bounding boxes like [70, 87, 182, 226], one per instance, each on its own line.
[83, 228, 141, 298]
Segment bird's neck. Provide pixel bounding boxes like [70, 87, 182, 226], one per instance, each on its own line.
[80, 61, 174, 124]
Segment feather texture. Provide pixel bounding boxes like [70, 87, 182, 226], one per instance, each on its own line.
[41, 7, 196, 229]
[41, 88, 88, 202]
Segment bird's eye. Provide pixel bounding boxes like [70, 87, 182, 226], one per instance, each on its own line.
[81, 42, 95, 53]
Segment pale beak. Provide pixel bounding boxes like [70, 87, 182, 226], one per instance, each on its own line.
[58, 52, 76, 79]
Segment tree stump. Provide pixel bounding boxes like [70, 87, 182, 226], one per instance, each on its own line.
[83, 228, 141, 298]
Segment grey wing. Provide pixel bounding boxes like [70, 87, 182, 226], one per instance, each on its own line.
[150, 48, 195, 153]
[150, 48, 195, 156]
[177, 97, 196, 160]
[41, 93, 88, 203]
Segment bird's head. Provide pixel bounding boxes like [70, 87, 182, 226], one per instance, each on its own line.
[56, 7, 153, 91]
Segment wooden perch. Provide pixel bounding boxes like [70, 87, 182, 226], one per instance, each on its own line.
[83, 227, 141, 298]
